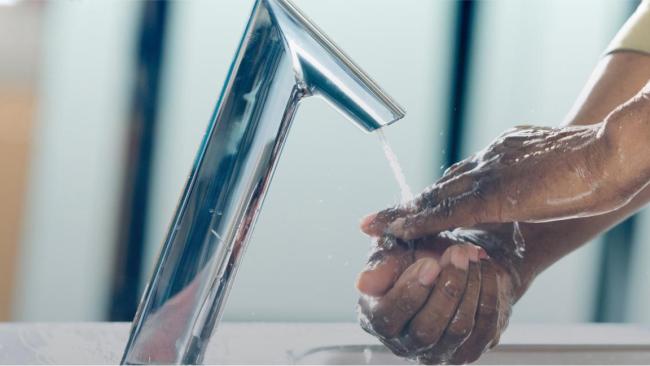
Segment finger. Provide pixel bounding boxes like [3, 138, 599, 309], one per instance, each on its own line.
[450, 260, 500, 365]
[362, 174, 477, 238]
[362, 257, 441, 339]
[360, 204, 417, 237]
[439, 158, 478, 184]
[356, 242, 414, 297]
[416, 261, 481, 365]
[413, 235, 457, 261]
[406, 245, 471, 351]
[388, 176, 506, 240]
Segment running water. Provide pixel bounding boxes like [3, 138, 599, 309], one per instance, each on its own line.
[512, 221, 526, 258]
[376, 130, 526, 259]
[376, 130, 413, 203]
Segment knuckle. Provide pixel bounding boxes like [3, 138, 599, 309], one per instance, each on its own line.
[418, 186, 439, 209]
[438, 198, 454, 218]
[442, 280, 464, 301]
[394, 295, 417, 315]
[448, 315, 475, 339]
[443, 161, 463, 177]
[377, 207, 400, 223]
[448, 325, 472, 342]
[471, 179, 487, 202]
[409, 323, 435, 348]
[479, 298, 499, 318]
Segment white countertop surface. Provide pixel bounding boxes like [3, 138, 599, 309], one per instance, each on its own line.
[1, 322, 650, 364]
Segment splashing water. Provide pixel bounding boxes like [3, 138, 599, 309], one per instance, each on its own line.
[363, 348, 373, 364]
[512, 221, 525, 258]
[376, 130, 413, 203]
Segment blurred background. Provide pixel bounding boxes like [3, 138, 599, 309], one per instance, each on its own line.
[1, 0, 648, 325]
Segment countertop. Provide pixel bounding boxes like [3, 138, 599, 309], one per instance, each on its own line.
[1, 322, 650, 364]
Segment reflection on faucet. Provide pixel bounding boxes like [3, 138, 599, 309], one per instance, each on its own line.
[121, 0, 405, 363]
[125, 276, 202, 362]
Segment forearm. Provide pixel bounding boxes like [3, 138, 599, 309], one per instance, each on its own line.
[512, 52, 650, 295]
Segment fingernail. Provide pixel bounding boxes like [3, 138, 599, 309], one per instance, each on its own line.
[478, 248, 489, 259]
[468, 246, 480, 262]
[360, 213, 379, 235]
[360, 213, 377, 226]
[355, 271, 369, 292]
[442, 247, 469, 270]
[356, 270, 377, 295]
[418, 259, 440, 286]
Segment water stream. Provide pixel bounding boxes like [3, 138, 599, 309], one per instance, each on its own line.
[376, 130, 413, 203]
[376, 129, 525, 257]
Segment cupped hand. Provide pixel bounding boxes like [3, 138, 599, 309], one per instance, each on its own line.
[361, 124, 634, 240]
[356, 235, 514, 365]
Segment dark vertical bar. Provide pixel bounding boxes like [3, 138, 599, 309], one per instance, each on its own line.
[592, 0, 641, 323]
[109, 1, 169, 321]
[594, 216, 637, 322]
[444, 0, 479, 167]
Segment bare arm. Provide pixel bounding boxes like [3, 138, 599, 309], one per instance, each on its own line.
[510, 51, 650, 291]
[355, 33, 650, 366]
[360, 52, 650, 298]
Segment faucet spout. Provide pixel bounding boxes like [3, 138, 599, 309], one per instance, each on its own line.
[266, 0, 405, 131]
[121, 0, 405, 364]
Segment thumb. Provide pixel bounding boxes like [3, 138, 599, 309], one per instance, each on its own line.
[390, 192, 502, 240]
[360, 204, 416, 237]
[363, 174, 505, 240]
[361, 174, 481, 240]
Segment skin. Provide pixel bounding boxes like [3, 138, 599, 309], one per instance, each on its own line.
[362, 81, 650, 240]
[357, 236, 512, 364]
[357, 51, 650, 364]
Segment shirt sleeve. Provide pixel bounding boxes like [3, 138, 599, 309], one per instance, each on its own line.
[607, 0, 650, 55]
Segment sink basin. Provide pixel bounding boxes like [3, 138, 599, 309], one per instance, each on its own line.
[1, 322, 649, 364]
[291, 344, 650, 365]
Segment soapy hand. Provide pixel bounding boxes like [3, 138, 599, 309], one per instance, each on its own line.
[361, 124, 632, 240]
[362, 83, 650, 241]
[356, 235, 514, 365]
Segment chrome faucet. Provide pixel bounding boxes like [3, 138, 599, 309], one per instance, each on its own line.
[121, 0, 405, 363]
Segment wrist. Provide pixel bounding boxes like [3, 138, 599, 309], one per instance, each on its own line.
[449, 224, 539, 301]
[601, 86, 650, 196]
[602, 81, 650, 146]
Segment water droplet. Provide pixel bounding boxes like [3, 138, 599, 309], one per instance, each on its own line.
[363, 348, 372, 364]
[512, 221, 525, 258]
